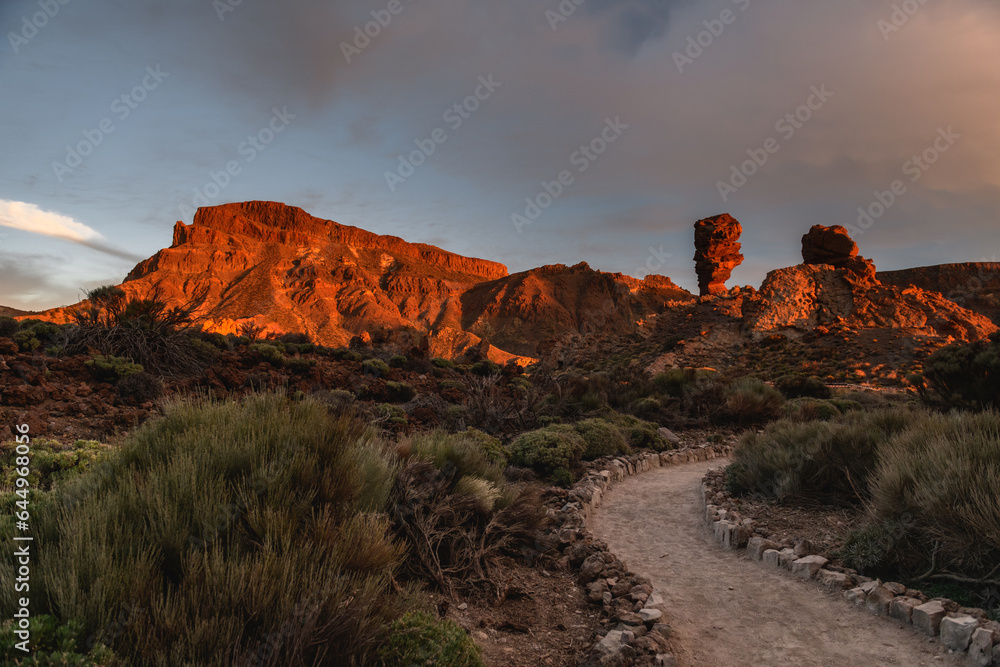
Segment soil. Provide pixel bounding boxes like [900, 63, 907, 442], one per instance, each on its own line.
[722, 494, 865, 563]
[589, 459, 967, 667]
[437, 566, 603, 666]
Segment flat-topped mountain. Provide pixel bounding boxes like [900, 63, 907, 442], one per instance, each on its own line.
[28, 201, 694, 362]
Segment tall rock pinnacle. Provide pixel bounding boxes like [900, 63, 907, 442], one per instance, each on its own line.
[693, 214, 744, 296]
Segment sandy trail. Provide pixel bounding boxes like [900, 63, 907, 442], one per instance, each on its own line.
[588, 459, 964, 667]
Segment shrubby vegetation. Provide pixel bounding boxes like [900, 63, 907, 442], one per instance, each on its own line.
[914, 331, 1000, 410]
[375, 611, 484, 667]
[726, 407, 1000, 586]
[0, 394, 523, 666]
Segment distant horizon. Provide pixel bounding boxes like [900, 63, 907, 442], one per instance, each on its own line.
[3, 0, 999, 310]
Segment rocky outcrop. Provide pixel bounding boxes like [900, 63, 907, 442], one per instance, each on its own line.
[28, 201, 695, 362]
[878, 262, 1000, 326]
[742, 263, 997, 341]
[802, 225, 877, 280]
[694, 214, 743, 296]
[801, 225, 858, 267]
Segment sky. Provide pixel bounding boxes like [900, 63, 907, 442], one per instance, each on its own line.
[1, 0, 999, 310]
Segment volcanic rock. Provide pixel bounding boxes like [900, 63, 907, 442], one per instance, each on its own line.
[742, 263, 997, 341]
[30, 201, 694, 361]
[694, 214, 744, 296]
[801, 225, 859, 267]
[879, 262, 1000, 325]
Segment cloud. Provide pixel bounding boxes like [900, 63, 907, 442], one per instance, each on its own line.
[0, 200, 142, 261]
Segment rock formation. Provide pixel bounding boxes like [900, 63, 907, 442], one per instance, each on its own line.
[694, 214, 744, 296]
[742, 263, 996, 341]
[801, 225, 858, 266]
[30, 201, 695, 361]
[801, 224, 877, 279]
[879, 263, 1000, 326]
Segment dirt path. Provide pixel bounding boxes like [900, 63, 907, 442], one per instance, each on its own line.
[588, 459, 964, 667]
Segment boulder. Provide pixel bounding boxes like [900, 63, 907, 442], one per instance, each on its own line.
[888, 596, 922, 624]
[912, 600, 947, 636]
[801, 225, 859, 267]
[694, 214, 744, 296]
[791, 555, 828, 579]
[940, 615, 979, 652]
[969, 627, 995, 666]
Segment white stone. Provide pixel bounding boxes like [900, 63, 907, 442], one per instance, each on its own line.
[940, 615, 978, 652]
[912, 600, 947, 636]
[968, 627, 994, 666]
[791, 555, 829, 579]
[816, 569, 851, 590]
[844, 587, 867, 606]
[777, 548, 797, 570]
[640, 608, 663, 623]
[762, 549, 781, 568]
[888, 596, 921, 624]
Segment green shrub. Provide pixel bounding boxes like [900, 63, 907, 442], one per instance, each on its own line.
[610, 413, 672, 452]
[919, 331, 1000, 409]
[376, 611, 485, 667]
[0, 394, 410, 666]
[573, 418, 630, 460]
[377, 403, 408, 425]
[0, 614, 117, 665]
[408, 430, 505, 488]
[285, 356, 317, 373]
[84, 355, 143, 382]
[0, 316, 18, 338]
[13, 321, 64, 353]
[726, 408, 914, 500]
[388, 354, 408, 368]
[431, 358, 455, 369]
[343, 349, 364, 362]
[362, 358, 391, 377]
[507, 426, 585, 475]
[718, 377, 784, 425]
[470, 360, 500, 377]
[775, 374, 832, 399]
[631, 397, 662, 420]
[462, 427, 507, 465]
[386, 381, 416, 403]
[782, 398, 841, 422]
[653, 368, 696, 398]
[249, 342, 286, 365]
[551, 467, 574, 489]
[859, 410, 1000, 578]
[116, 371, 163, 403]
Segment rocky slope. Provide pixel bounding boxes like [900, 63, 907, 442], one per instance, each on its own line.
[28, 201, 695, 362]
[878, 263, 1000, 326]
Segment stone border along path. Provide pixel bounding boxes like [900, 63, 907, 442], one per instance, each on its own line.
[701, 466, 1000, 667]
[576, 454, 996, 666]
[540, 444, 735, 666]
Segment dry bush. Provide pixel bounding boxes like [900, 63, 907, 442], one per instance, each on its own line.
[392, 459, 547, 600]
